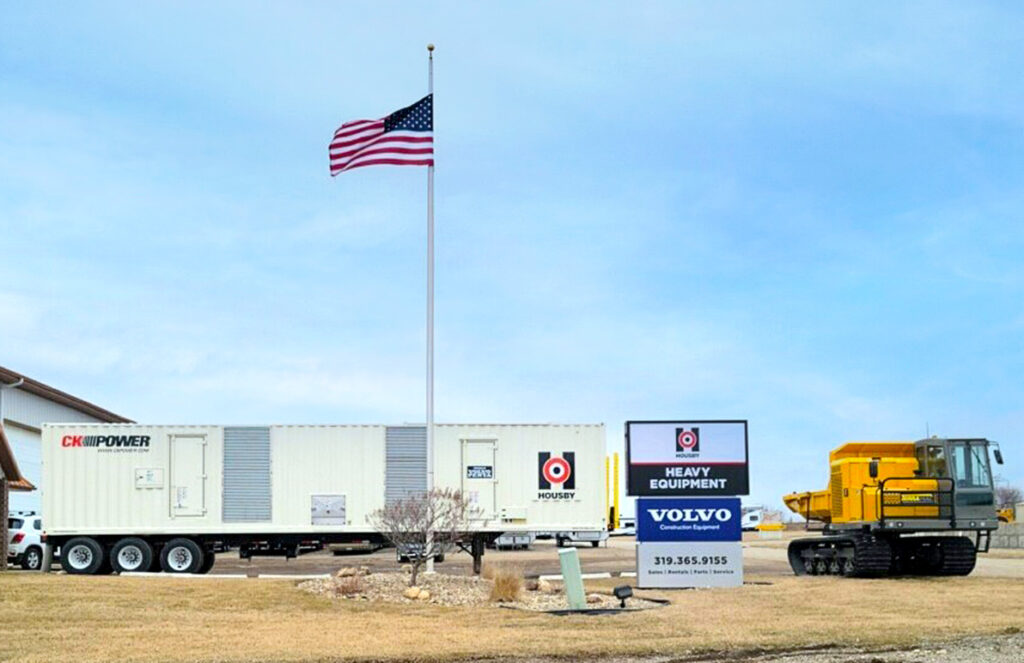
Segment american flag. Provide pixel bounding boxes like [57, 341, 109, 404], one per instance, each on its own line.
[329, 94, 433, 175]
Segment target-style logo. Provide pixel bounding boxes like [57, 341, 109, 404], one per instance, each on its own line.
[538, 452, 575, 490]
[676, 427, 700, 452]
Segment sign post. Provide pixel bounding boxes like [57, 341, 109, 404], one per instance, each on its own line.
[626, 420, 749, 589]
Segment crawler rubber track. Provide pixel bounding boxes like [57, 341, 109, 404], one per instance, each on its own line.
[847, 534, 895, 576]
[788, 533, 892, 577]
[789, 533, 977, 577]
[896, 536, 976, 576]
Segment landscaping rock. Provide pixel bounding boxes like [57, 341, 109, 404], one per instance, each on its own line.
[299, 572, 662, 611]
[335, 567, 358, 578]
[586, 593, 602, 604]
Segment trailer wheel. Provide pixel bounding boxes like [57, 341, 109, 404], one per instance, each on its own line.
[198, 550, 216, 574]
[111, 538, 155, 574]
[160, 538, 205, 574]
[61, 537, 105, 575]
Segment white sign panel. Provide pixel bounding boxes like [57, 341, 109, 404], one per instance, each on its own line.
[626, 420, 749, 496]
[636, 541, 743, 588]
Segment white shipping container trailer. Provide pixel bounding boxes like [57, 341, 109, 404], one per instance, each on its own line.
[41, 423, 605, 575]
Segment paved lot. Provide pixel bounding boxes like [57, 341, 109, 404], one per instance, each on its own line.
[8, 531, 1021, 578]
[204, 533, 1024, 579]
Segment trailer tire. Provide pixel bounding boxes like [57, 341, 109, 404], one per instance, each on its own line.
[198, 550, 216, 574]
[61, 537, 105, 575]
[111, 538, 155, 574]
[160, 538, 204, 574]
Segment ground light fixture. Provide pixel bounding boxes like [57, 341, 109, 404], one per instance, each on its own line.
[613, 585, 633, 608]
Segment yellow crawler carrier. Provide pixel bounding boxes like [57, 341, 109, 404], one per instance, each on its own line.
[783, 438, 1004, 577]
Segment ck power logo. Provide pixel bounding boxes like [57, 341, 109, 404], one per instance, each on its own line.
[676, 427, 699, 455]
[538, 451, 575, 499]
[61, 434, 151, 453]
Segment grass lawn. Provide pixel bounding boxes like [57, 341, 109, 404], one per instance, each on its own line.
[1, 573, 1023, 662]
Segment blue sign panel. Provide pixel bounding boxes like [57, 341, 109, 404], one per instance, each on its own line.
[637, 497, 742, 542]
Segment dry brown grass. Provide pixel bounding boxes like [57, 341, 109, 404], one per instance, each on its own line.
[487, 564, 523, 602]
[1, 573, 1023, 663]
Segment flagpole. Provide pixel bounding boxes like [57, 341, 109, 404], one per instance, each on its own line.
[425, 42, 436, 575]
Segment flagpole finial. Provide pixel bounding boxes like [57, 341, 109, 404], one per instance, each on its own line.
[427, 43, 435, 52]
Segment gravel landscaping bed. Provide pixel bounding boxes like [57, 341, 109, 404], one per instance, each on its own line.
[299, 568, 663, 611]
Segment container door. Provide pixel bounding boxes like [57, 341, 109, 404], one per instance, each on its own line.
[170, 434, 206, 517]
[462, 439, 497, 520]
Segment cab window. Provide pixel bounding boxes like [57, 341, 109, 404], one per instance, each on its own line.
[927, 446, 947, 477]
[949, 442, 992, 489]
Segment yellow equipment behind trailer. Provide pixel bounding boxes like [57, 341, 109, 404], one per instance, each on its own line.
[783, 438, 1004, 577]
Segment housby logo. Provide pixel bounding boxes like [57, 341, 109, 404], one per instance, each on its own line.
[61, 434, 151, 450]
[676, 427, 699, 451]
[538, 451, 575, 500]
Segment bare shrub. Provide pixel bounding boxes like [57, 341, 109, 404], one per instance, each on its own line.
[368, 488, 479, 587]
[335, 575, 366, 597]
[488, 565, 523, 603]
[995, 485, 1023, 508]
[480, 562, 496, 580]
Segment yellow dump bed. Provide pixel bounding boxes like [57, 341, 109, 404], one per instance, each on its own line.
[783, 490, 833, 523]
[784, 441, 917, 525]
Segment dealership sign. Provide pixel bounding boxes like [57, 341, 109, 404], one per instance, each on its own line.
[636, 541, 743, 588]
[637, 497, 741, 542]
[626, 421, 749, 496]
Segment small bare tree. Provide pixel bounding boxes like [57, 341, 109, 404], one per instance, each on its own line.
[369, 488, 479, 587]
[995, 485, 1023, 508]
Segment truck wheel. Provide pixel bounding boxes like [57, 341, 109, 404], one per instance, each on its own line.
[61, 537, 105, 575]
[21, 546, 43, 571]
[160, 538, 204, 574]
[111, 538, 155, 574]
[198, 550, 216, 574]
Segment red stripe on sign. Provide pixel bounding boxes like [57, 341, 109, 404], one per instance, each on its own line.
[629, 461, 747, 466]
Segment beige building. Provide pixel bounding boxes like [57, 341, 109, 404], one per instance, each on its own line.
[1, 366, 130, 515]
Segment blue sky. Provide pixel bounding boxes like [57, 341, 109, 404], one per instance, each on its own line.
[1, 2, 1022, 512]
